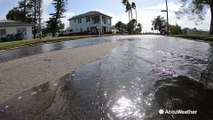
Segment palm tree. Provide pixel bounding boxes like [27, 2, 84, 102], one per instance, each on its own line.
[122, 0, 132, 34]
[122, 0, 131, 21]
[131, 2, 137, 22]
[122, 0, 138, 34]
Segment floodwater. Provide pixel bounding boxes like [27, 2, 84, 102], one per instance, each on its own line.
[0, 36, 118, 63]
[1, 35, 213, 120]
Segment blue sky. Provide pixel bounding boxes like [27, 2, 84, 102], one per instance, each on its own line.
[0, 0, 210, 32]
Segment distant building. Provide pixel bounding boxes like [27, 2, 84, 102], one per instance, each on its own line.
[0, 20, 33, 39]
[68, 11, 112, 34]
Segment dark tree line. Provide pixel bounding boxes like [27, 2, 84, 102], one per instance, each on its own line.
[46, 0, 68, 37]
[6, 0, 42, 39]
[115, 20, 142, 34]
[6, 0, 68, 38]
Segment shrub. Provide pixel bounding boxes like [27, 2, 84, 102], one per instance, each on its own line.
[0, 37, 6, 42]
[15, 33, 24, 40]
[5, 34, 16, 41]
[0, 34, 24, 42]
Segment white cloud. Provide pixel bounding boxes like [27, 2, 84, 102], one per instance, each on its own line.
[61, 12, 75, 29]
[144, 2, 181, 12]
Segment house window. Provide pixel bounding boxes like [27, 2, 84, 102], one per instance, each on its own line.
[86, 17, 90, 22]
[80, 28, 83, 32]
[0, 29, 6, 35]
[87, 27, 90, 31]
[17, 28, 26, 34]
[78, 19, 82, 23]
[76, 28, 78, 32]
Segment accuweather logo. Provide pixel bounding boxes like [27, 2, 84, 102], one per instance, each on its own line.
[159, 109, 197, 115]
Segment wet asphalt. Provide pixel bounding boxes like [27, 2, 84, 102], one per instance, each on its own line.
[0, 35, 213, 120]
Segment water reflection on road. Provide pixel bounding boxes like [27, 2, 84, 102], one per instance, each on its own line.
[0, 36, 118, 63]
[1, 35, 213, 120]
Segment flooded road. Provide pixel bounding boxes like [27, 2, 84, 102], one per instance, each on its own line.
[1, 35, 213, 120]
[0, 36, 117, 63]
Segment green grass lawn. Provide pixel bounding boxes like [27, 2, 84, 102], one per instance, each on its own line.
[172, 34, 213, 42]
[0, 34, 112, 50]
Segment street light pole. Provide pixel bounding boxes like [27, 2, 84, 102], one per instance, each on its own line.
[165, 0, 169, 35]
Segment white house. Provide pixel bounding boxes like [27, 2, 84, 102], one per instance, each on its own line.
[68, 11, 112, 34]
[0, 20, 33, 39]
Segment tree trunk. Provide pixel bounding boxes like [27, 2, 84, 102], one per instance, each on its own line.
[210, 1, 213, 35]
[131, 9, 133, 20]
[128, 12, 131, 34]
[33, 0, 37, 39]
[130, 9, 133, 34]
[135, 9, 137, 22]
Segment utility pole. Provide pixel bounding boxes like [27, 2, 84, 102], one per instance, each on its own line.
[161, 0, 169, 35]
[165, 0, 169, 35]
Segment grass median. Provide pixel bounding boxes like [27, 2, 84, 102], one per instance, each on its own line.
[0, 34, 112, 51]
[172, 34, 213, 42]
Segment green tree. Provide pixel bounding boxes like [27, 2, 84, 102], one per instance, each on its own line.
[176, 0, 213, 34]
[152, 16, 166, 32]
[6, 0, 43, 39]
[31, 0, 43, 39]
[47, 0, 68, 37]
[6, 8, 24, 21]
[59, 23, 65, 30]
[122, 0, 131, 21]
[127, 19, 137, 34]
[135, 23, 142, 34]
[6, 0, 32, 22]
[115, 21, 127, 32]
[131, 2, 137, 22]
[17, 0, 33, 23]
[182, 28, 189, 34]
[169, 24, 182, 35]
